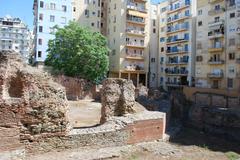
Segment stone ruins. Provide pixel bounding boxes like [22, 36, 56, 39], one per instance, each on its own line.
[0, 51, 166, 159]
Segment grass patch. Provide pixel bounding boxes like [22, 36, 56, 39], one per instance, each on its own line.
[225, 152, 240, 160]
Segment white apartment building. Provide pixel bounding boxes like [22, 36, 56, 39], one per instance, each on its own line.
[33, 0, 72, 64]
[0, 15, 32, 62]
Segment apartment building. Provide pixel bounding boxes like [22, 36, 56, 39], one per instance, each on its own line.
[72, 0, 102, 32]
[195, 0, 240, 90]
[33, 0, 72, 63]
[106, 0, 150, 87]
[157, 1, 169, 89]
[156, 0, 197, 90]
[149, 5, 159, 88]
[0, 15, 32, 62]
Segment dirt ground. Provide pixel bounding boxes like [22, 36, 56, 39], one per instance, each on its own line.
[68, 100, 101, 128]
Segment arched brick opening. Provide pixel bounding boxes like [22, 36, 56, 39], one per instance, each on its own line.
[8, 72, 24, 98]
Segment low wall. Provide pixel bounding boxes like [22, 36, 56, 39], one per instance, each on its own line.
[25, 111, 166, 154]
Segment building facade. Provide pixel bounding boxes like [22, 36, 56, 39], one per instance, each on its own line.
[72, 0, 102, 32]
[156, 0, 197, 90]
[33, 0, 72, 63]
[106, 0, 150, 87]
[149, 4, 159, 88]
[195, 0, 240, 90]
[0, 16, 32, 62]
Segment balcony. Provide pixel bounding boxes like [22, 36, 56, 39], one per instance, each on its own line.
[127, 2, 147, 13]
[127, 16, 145, 25]
[168, 3, 190, 14]
[165, 69, 188, 76]
[167, 15, 191, 24]
[209, 0, 224, 4]
[208, 31, 224, 39]
[208, 46, 224, 52]
[166, 50, 188, 55]
[126, 41, 145, 49]
[207, 72, 224, 78]
[126, 29, 145, 37]
[125, 53, 144, 61]
[167, 26, 189, 35]
[166, 38, 189, 45]
[124, 65, 145, 73]
[208, 7, 225, 15]
[208, 59, 225, 65]
[208, 20, 224, 28]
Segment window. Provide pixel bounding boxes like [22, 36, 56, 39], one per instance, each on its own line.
[91, 22, 95, 27]
[160, 37, 165, 42]
[85, 9, 89, 17]
[229, 52, 235, 60]
[38, 38, 42, 45]
[153, 20, 156, 26]
[198, 21, 203, 26]
[73, 7, 76, 12]
[38, 51, 42, 58]
[39, 13, 43, 20]
[198, 10, 202, 15]
[227, 78, 233, 89]
[40, 1, 44, 8]
[161, 47, 164, 52]
[61, 17, 66, 24]
[230, 12, 235, 18]
[62, 5, 67, 12]
[151, 58, 155, 63]
[229, 38, 235, 46]
[39, 26, 43, 32]
[153, 28, 156, 33]
[215, 5, 220, 10]
[229, 0, 236, 6]
[196, 56, 203, 62]
[50, 3, 56, 10]
[161, 7, 166, 13]
[197, 42, 202, 49]
[50, 15, 55, 22]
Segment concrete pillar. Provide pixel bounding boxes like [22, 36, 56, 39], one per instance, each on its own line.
[145, 73, 148, 87]
[119, 72, 121, 78]
[128, 72, 131, 80]
[137, 73, 140, 88]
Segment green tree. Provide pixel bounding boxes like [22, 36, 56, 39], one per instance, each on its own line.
[45, 22, 109, 84]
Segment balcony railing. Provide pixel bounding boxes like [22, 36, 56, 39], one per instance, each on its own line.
[208, 59, 225, 64]
[126, 53, 144, 60]
[167, 15, 191, 24]
[168, 2, 190, 14]
[208, 7, 225, 15]
[207, 72, 224, 78]
[208, 31, 224, 38]
[127, 16, 145, 24]
[165, 69, 188, 75]
[127, 3, 146, 12]
[167, 38, 189, 44]
[208, 19, 224, 27]
[126, 28, 145, 36]
[208, 45, 224, 52]
[166, 49, 188, 54]
[125, 65, 144, 72]
[126, 41, 145, 48]
[209, 0, 224, 4]
[167, 26, 189, 33]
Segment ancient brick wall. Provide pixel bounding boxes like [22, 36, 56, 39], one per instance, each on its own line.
[54, 75, 97, 100]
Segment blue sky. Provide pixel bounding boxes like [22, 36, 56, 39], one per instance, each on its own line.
[0, 0, 164, 30]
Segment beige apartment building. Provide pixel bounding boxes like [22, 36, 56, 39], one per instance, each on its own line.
[195, 0, 240, 90]
[106, 0, 150, 87]
[72, 0, 102, 32]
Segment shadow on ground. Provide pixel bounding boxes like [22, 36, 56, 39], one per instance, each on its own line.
[169, 127, 240, 154]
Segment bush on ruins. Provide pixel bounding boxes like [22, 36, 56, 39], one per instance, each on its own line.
[45, 21, 109, 84]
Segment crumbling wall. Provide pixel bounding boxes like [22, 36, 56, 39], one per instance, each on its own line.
[100, 78, 144, 123]
[54, 75, 97, 100]
[0, 51, 69, 143]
